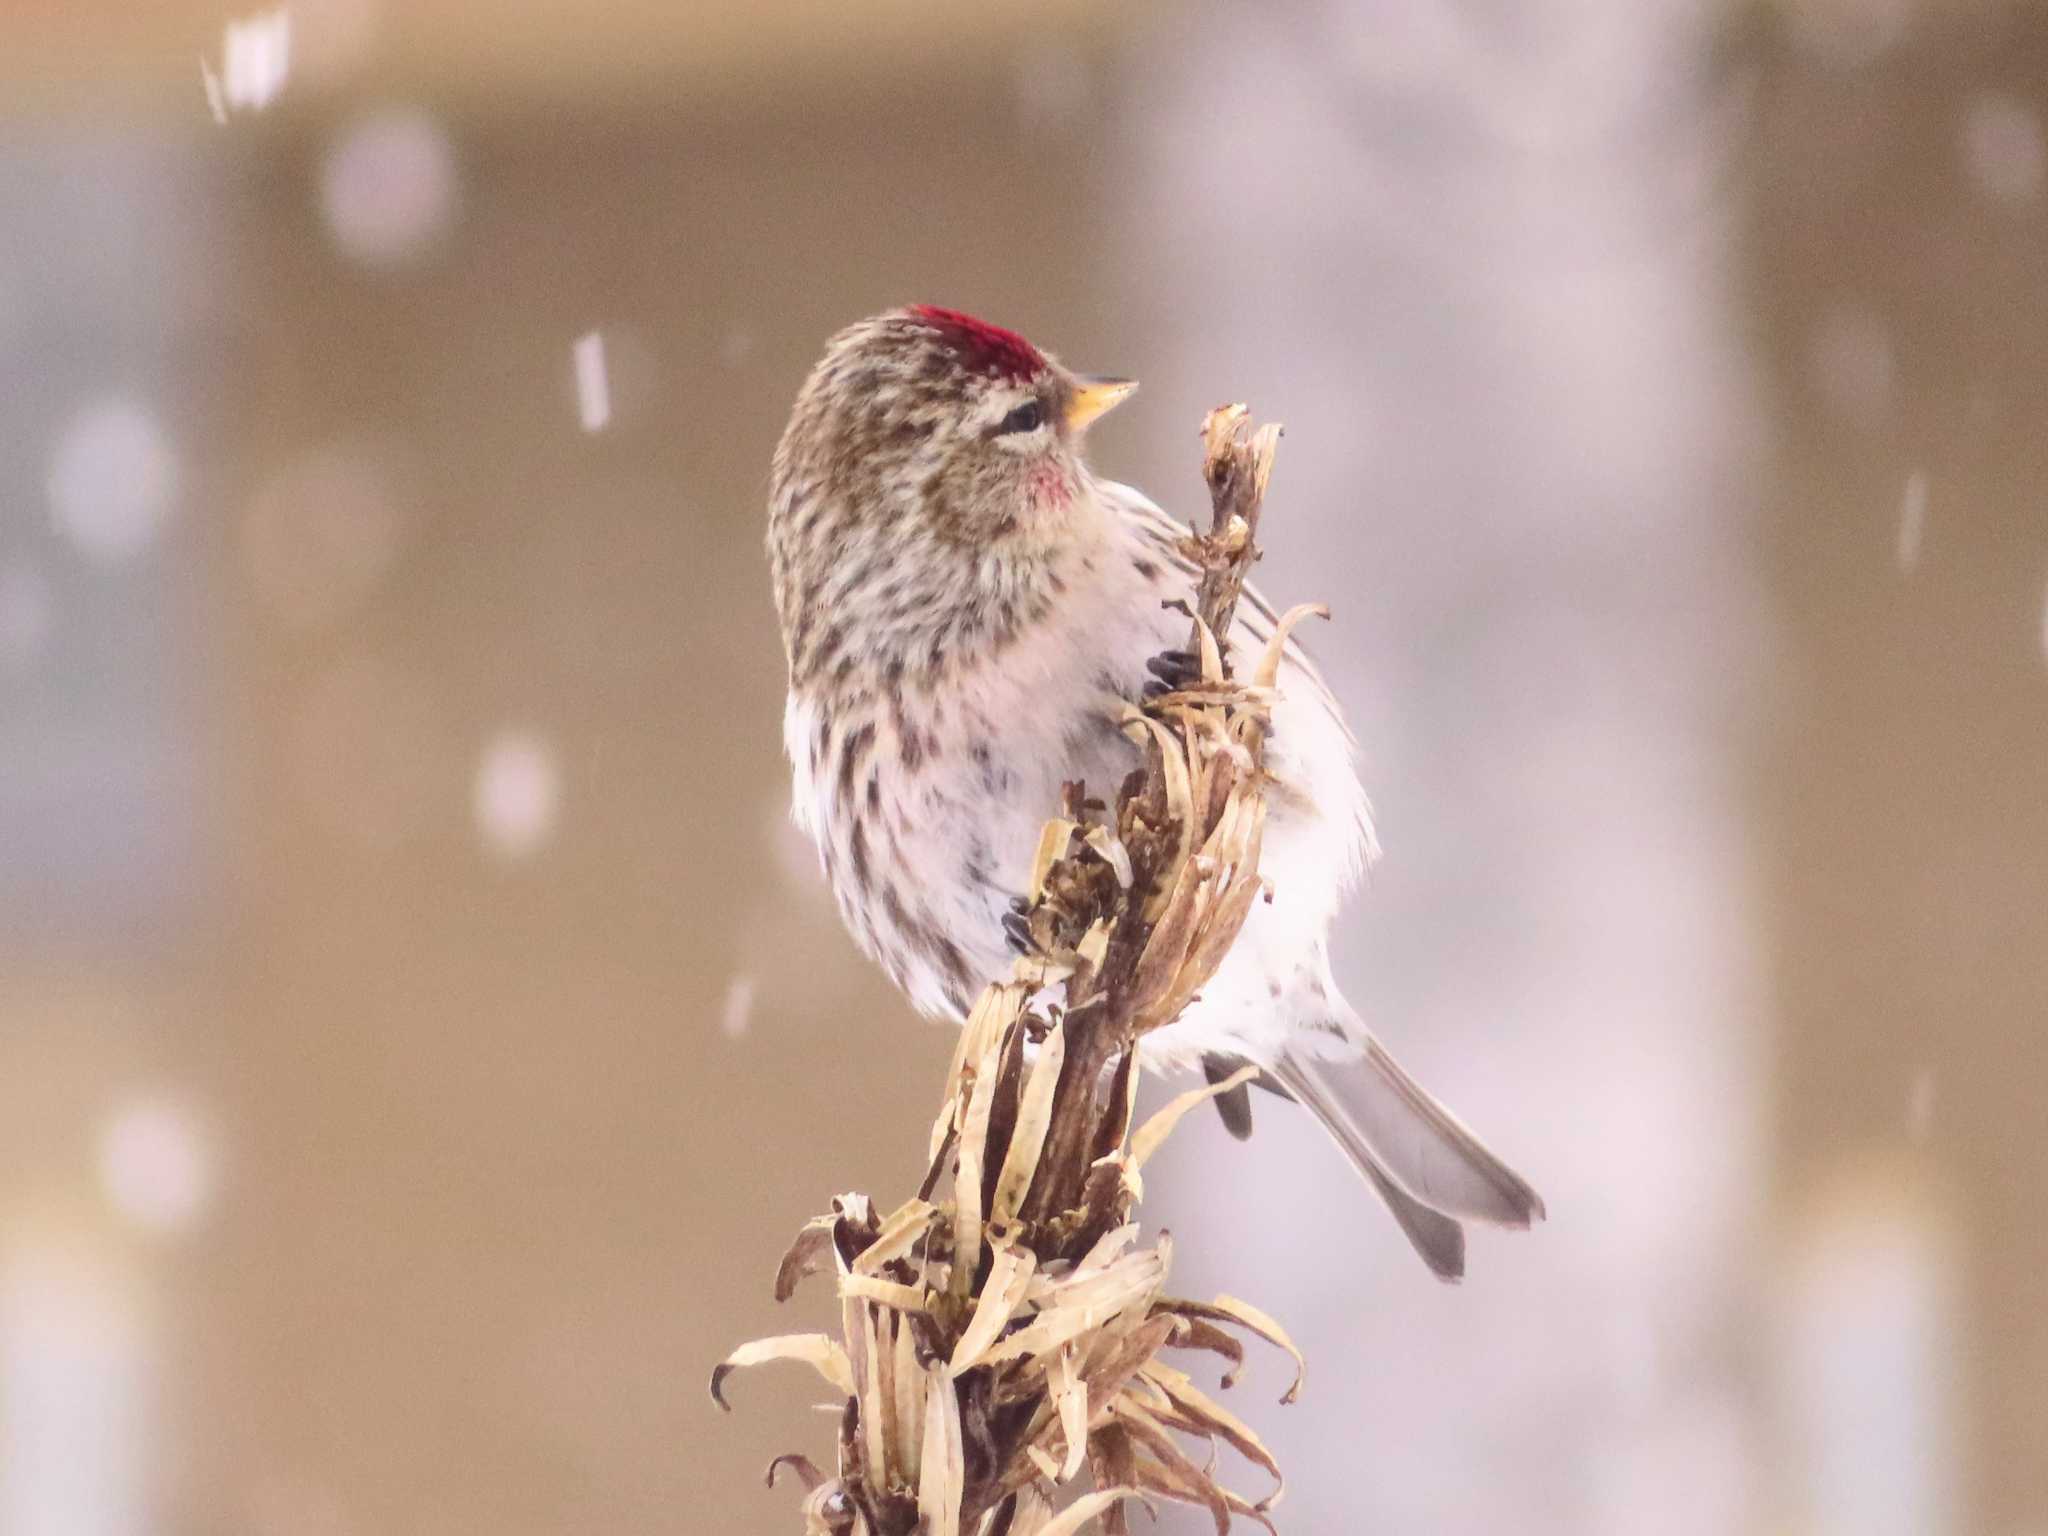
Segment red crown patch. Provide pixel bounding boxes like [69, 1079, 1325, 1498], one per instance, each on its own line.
[905, 305, 1045, 381]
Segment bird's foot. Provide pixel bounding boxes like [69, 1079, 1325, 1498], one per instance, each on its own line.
[1002, 895, 1036, 956]
[1141, 648, 1203, 700]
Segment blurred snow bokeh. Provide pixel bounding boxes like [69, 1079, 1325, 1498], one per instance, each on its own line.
[1960, 90, 2046, 208]
[473, 729, 562, 861]
[573, 331, 611, 433]
[1906, 1067, 1937, 1144]
[1897, 471, 1929, 575]
[319, 107, 458, 266]
[720, 973, 757, 1040]
[46, 395, 181, 563]
[202, 7, 292, 121]
[97, 1091, 217, 1235]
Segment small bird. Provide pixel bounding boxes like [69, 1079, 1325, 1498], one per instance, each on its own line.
[768, 306, 1543, 1279]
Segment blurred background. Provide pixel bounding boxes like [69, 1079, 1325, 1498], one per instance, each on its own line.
[3, 1, 2045, 1532]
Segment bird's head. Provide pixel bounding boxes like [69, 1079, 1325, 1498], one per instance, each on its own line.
[769, 307, 1135, 681]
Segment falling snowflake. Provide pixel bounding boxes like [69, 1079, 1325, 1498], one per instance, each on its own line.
[320, 108, 459, 267]
[1960, 91, 2046, 209]
[47, 395, 181, 562]
[1905, 1068, 1936, 1144]
[573, 331, 611, 433]
[1895, 471, 1927, 575]
[98, 1092, 217, 1234]
[473, 730, 562, 860]
[201, 8, 292, 121]
[721, 974, 758, 1040]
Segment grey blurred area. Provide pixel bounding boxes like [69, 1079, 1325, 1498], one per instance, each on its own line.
[2, 2, 2044, 1533]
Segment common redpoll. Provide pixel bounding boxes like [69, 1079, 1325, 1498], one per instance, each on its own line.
[768, 306, 1543, 1279]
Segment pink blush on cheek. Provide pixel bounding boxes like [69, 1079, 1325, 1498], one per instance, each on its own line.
[1026, 461, 1074, 513]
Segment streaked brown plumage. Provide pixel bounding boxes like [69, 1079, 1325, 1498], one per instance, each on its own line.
[768, 306, 1544, 1279]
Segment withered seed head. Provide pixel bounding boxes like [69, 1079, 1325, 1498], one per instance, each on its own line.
[724, 410, 1307, 1536]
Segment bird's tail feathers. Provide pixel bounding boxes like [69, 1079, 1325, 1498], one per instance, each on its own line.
[1270, 1032, 1544, 1275]
[1345, 1139, 1468, 1281]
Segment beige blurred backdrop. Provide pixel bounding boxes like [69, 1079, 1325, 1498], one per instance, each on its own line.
[3, 2, 2046, 1533]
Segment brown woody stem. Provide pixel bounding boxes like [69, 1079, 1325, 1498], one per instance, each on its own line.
[1013, 405, 1281, 1247]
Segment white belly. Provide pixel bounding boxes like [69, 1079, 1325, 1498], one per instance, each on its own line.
[785, 483, 1374, 1075]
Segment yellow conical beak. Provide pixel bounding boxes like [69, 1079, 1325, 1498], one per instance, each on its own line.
[1065, 375, 1138, 432]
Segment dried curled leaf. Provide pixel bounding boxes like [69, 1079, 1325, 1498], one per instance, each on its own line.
[766, 1454, 827, 1491]
[1027, 819, 1078, 902]
[1035, 1487, 1141, 1536]
[777, 1216, 839, 1302]
[1066, 1313, 1180, 1436]
[838, 1273, 929, 1313]
[1156, 1296, 1306, 1404]
[950, 1243, 1037, 1374]
[854, 1199, 936, 1277]
[1110, 1398, 1231, 1536]
[1119, 709, 1196, 918]
[1251, 603, 1329, 691]
[1062, 1222, 1138, 1281]
[992, 1020, 1065, 1227]
[1191, 614, 1225, 686]
[1082, 824, 1133, 889]
[712, 1334, 856, 1409]
[1128, 1063, 1259, 1170]
[950, 1024, 1009, 1298]
[933, 984, 1025, 1164]
[1138, 1360, 1284, 1506]
[1051, 1345, 1088, 1480]
[1133, 1453, 1278, 1536]
[918, 1362, 964, 1536]
[1159, 1313, 1244, 1387]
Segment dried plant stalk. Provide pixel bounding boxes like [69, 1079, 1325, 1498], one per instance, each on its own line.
[717, 407, 1309, 1535]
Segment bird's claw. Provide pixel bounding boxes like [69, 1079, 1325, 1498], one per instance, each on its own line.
[1142, 648, 1202, 700]
[1003, 898, 1035, 956]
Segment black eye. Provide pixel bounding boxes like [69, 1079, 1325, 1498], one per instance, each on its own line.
[996, 400, 1045, 435]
